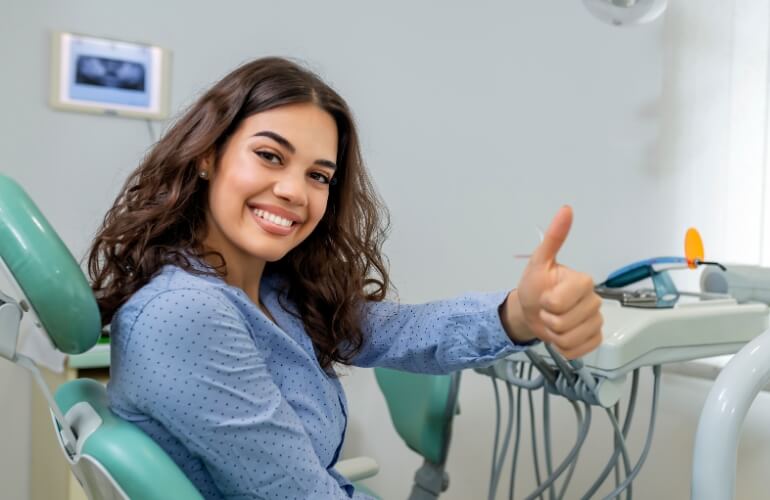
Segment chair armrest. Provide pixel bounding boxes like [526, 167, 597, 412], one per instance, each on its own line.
[335, 456, 380, 482]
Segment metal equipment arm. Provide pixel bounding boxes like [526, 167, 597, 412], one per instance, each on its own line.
[691, 327, 770, 500]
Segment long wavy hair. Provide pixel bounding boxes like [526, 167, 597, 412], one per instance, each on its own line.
[88, 57, 391, 372]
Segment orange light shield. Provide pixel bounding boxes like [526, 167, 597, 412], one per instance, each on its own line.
[685, 227, 705, 269]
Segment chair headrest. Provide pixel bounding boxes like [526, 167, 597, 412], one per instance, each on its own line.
[0, 174, 100, 354]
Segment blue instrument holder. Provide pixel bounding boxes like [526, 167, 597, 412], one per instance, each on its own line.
[597, 257, 691, 309]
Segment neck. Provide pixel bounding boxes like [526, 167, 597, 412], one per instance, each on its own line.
[201, 246, 266, 305]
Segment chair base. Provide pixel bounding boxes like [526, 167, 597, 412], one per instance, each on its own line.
[408, 461, 449, 500]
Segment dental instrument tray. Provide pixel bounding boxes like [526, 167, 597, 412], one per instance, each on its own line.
[567, 255, 768, 378]
[594, 256, 726, 309]
[580, 296, 768, 378]
[505, 251, 769, 381]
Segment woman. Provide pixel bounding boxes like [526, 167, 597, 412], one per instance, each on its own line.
[88, 57, 602, 499]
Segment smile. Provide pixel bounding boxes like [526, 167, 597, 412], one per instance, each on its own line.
[251, 208, 299, 236]
[253, 209, 294, 228]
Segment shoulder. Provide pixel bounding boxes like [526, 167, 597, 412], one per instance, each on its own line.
[112, 265, 244, 342]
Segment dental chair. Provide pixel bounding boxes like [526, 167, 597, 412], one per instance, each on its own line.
[0, 174, 378, 499]
[0, 174, 204, 499]
[375, 368, 461, 500]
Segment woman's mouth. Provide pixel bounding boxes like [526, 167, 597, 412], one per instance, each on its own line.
[251, 209, 297, 236]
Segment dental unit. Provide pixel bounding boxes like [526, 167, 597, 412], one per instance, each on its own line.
[477, 229, 770, 500]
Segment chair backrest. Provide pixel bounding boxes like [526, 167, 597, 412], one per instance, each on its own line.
[0, 174, 202, 500]
[374, 368, 460, 465]
[0, 175, 100, 354]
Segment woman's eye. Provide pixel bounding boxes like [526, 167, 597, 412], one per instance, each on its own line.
[310, 172, 332, 185]
[256, 151, 282, 165]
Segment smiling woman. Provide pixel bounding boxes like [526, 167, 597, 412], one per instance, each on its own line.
[86, 57, 602, 499]
[88, 57, 388, 372]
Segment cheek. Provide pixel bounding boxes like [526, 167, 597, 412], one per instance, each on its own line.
[312, 193, 330, 223]
[211, 168, 254, 207]
[216, 151, 262, 190]
[228, 162, 261, 185]
[208, 185, 233, 220]
[298, 193, 329, 238]
[206, 185, 245, 236]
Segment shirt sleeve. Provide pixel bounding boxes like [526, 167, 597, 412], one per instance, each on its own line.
[116, 288, 355, 499]
[352, 290, 537, 373]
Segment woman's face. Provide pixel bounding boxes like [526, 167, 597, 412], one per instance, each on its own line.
[202, 102, 338, 267]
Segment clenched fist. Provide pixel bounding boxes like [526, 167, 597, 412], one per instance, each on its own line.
[499, 206, 603, 359]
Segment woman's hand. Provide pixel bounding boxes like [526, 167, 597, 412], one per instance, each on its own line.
[499, 206, 603, 359]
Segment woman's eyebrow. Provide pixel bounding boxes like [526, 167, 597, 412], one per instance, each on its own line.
[253, 131, 295, 152]
[253, 130, 337, 170]
[315, 159, 337, 171]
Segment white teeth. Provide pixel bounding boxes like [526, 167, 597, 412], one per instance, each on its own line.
[254, 209, 293, 227]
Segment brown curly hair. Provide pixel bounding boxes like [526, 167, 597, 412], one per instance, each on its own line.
[87, 57, 391, 372]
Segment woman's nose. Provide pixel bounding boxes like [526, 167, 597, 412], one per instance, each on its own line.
[272, 171, 308, 206]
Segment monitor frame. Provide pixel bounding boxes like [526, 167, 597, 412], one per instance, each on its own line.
[49, 31, 171, 120]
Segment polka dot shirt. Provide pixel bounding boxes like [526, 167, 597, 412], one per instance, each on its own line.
[107, 263, 526, 499]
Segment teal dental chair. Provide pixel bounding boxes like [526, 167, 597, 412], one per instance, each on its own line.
[0, 174, 204, 499]
[375, 368, 461, 500]
[0, 174, 378, 499]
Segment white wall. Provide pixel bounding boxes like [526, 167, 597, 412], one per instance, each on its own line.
[1, 1, 769, 499]
[661, 0, 770, 269]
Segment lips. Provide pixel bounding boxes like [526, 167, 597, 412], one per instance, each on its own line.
[250, 208, 298, 236]
[248, 203, 303, 223]
[253, 208, 294, 228]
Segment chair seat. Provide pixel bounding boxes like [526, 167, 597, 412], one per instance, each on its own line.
[55, 378, 203, 500]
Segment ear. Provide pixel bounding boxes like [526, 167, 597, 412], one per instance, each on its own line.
[199, 150, 216, 171]
[196, 150, 217, 180]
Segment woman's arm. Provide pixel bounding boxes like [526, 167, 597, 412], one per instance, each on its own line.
[352, 290, 528, 373]
[352, 206, 603, 372]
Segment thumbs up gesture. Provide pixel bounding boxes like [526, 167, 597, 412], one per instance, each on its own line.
[500, 206, 603, 359]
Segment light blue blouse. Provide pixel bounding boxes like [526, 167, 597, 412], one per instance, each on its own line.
[107, 263, 528, 499]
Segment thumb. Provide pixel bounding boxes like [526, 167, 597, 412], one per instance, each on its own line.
[529, 205, 573, 266]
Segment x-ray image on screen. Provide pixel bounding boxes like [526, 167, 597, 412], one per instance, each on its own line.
[75, 56, 146, 92]
[67, 36, 151, 108]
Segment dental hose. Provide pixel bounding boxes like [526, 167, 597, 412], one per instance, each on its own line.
[508, 363, 525, 500]
[489, 376, 502, 496]
[581, 369, 640, 499]
[524, 397, 592, 500]
[599, 365, 662, 500]
[526, 365, 544, 499]
[489, 371, 516, 500]
[488, 348, 660, 499]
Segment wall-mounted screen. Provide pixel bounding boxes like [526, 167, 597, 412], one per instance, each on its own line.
[50, 31, 170, 120]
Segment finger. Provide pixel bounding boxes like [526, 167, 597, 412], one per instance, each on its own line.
[560, 332, 603, 360]
[529, 205, 573, 266]
[540, 291, 602, 334]
[549, 313, 604, 353]
[540, 270, 595, 315]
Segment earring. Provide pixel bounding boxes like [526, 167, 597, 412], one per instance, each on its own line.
[199, 170, 209, 180]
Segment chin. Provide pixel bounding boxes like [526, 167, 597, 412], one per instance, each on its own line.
[246, 246, 291, 263]
[264, 253, 288, 263]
